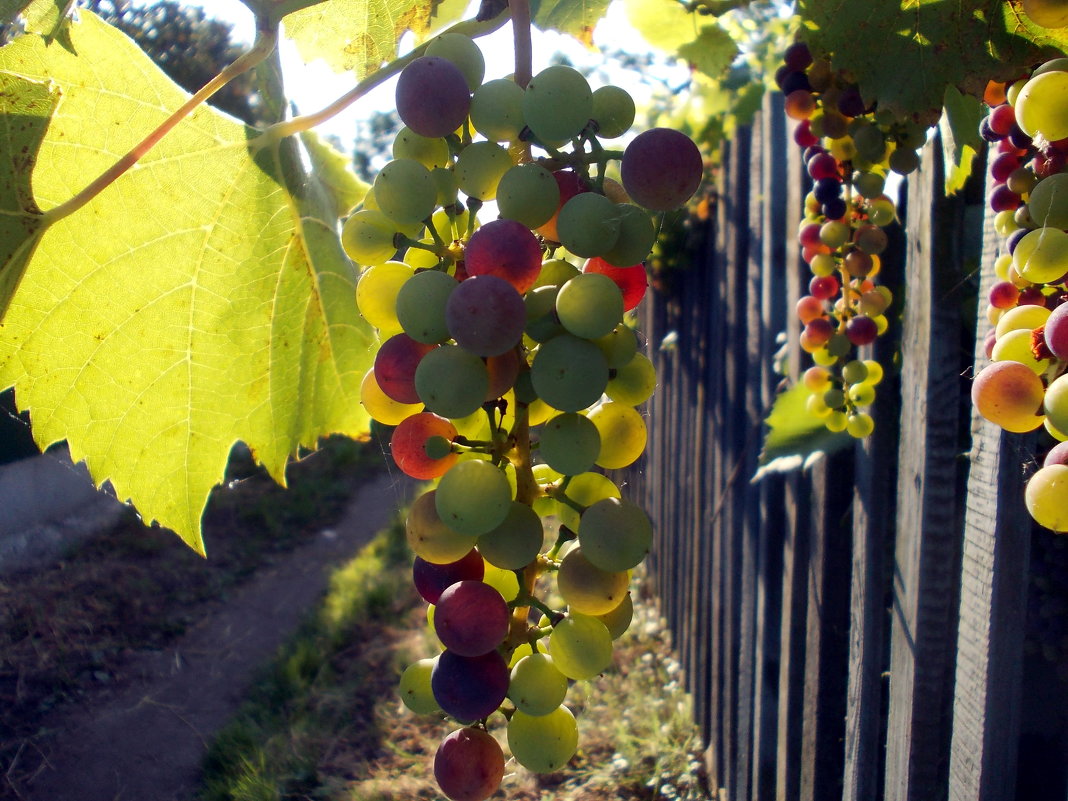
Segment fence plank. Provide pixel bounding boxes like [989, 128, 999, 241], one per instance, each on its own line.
[883, 139, 972, 801]
[947, 161, 1031, 801]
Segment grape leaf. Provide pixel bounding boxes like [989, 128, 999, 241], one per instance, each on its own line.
[676, 24, 737, 79]
[940, 84, 983, 196]
[282, 0, 437, 78]
[0, 12, 375, 554]
[797, 0, 1066, 124]
[0, 0, 71, 42]
[753, 382, 851, 480]
[530, 0, 611, 46]
[0, 72, 56, 316]
[623, 0, 698, 52]
[299, 130, 370, 218]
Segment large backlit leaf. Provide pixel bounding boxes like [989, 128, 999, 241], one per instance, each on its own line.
[282, 0, 437, 77]
[0, 0, 68, 36]
[797, 0, 1068, 124]
[299, 130, 370, 218]
[0, 73, 55, 315]
[753, 382, 851, 480]
[940, 84, 983, 196]
[0, 12, 375, 553]
[623, 0, 698, 52]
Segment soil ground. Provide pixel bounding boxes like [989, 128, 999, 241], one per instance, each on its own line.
[5, 466, 415, 801]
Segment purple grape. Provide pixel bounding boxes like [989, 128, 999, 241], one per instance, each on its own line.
[396, 56, 471, 138]
[1045, 441, 1068, 468]
[373, 334, 436, 404]
[783, 41, 813, 71]
[434, 580, 510, 656]
[434, 727, 504, 801]
[431, 649, 510, 721]
[620, 128, 704, 211]
[1045, 302, 1068, 361]
[413, 549, 485, 604]
[445, 275, 526, 357]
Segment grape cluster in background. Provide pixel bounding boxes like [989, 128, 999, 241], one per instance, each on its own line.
[775, 41, 931, 439]
[971, 60, 1068, 534]
[342, 32, 703, 801]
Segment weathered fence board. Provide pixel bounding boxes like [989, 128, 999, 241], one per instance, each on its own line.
[636, 92, 1068, 801]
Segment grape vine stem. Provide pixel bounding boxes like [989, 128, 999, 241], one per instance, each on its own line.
[41, 25, 280, 226]
[510, 0, 533, 89]
[251, 13, 511, 147]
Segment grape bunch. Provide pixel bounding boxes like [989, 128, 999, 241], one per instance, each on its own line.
[775, 41, 926, 438]
[342, 33, 703, 801]
[971, 62, 1068, 534]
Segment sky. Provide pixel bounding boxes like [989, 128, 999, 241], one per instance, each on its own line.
[182, 0, 675, 142]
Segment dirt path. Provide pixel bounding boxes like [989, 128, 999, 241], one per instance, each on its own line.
[22, 471, 415, 801]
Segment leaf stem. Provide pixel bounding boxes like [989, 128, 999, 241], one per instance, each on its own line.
[41, 25, 279, 226]
[251, 13, 511, 147]
[510, 0, 533, 89]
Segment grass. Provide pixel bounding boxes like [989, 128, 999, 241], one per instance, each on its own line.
[197, 515, 712, 801]
[0, 435, 383, 798]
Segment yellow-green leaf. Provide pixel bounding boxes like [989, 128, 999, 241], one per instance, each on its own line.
[0, 12, 375, 553]
[282, 0, 437, 78]
[299, 130, 370, 218]
[940, 84, 983, 196]
[530, 0, 611, 46]
[623, 0, 698, 52]
[0, 72, 55, 315]
[756, 382, 851, 476]
[0, 0, 69, 38]
[676, 24, 737, 79]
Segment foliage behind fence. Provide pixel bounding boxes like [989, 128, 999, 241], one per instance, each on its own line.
[630, 93, 1068, 801]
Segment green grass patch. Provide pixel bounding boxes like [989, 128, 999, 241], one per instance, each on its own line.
[197, 529, 712, 801]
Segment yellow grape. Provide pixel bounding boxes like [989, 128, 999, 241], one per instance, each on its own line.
[360, 369, 421, 425]
[557, 547, 630, 616]
[355, 261, 413, 332]
[1025, 464, 1068, 532]
[991, 327, 1052, 375]
[1016, 70, 1068, 140]
[1012, 227, 1068, 283]
[588, 402, 647, 469]
[995, 303, 1051, 339]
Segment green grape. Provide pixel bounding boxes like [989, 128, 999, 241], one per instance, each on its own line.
[497, 163, 561, 229]
[436, 459, 512, 535]
[531, 258, 581, 290]
[425, 33, 485, 91]
[415, 344, 490, 419]
[531, 334, 609, 412]
[455, 141, 511, 201]
[593, 323, 638, 369]
[555, 273, 624, 340]
[862, 359, 884, 385]
[523, 65, 593, 145]
[1025, 464, 1068, 531]
[867, 195, 897, 226]
[596, 592, 633, 639]
[539, 412, 601, 475]
[1016, 70, 1068, 140]
[392, 127, 451, 169]
[356, 261, 413, 333]
[549, 613, 614, 679]
[507, 706, 579, 773]
[588, 402, 647, 469]
[992, 328, 1052, 375]
[525, 285, 564, 343]
[591, 85, 635, 139]
[848, 382, 876, 407]
[578, 496, 652, 572]
[556, 193, 621, 258]
[361, 368, 421, 426]
[550, 471, 620, 531]
[557, 547, 630, 616]
[842, 360, 868, 385]
[432, 166, 460, 208]
[508, 654, 569, 716]
[1012, 226, 1068, 283]
[407, 489, 478, 563]
[846, 412, 875, 438]
[395, 269, 457, 344]
[1046, 374, 1068, 434]
[373, 158, 437, 226]
[399, 657, 440, 714]
[508, 639, 549, 668]
[606, 352, 656, 406]
[995, 303, 1051, 339]
[477, 501, 544, 569]
[853, 122, 887, 163]
[483, 561, 520, 602]
[470, 78, 525, 142]
[1025, 173, 1068, 229]
[341, 209, 398, 265]
[601, 204, 656, 268]
[853, 170, 886, 199]
[823, 388, 846, 408]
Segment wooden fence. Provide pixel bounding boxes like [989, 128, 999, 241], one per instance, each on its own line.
[629, 93, 1068, 801]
